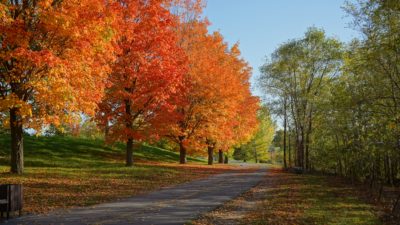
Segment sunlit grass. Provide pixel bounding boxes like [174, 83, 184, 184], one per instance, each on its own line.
[0, 135, 203, 168]
[0, 135, 236, 214]
[247, 168, 381, 225]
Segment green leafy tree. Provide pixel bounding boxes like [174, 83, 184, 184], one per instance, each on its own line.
[236, 106, 275, 163]
[260, 28, 343, 170]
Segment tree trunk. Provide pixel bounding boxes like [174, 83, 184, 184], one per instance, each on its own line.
[224, 154, 228, 164]
[10, 107, 24, 174]
[387, 153, 394, 185]
[288, 129, 292, 167]
[283, 98, 288, 169]
[126, 138, 133, 166]
[218, 149, 223, 163]
[295, 132, 299, 167]
[104, 119, 109, 140]
[390, 154, 396, 185]
[179, 142, 187, 164]
[296, 135, 301, 167]
[305, 110, 312, 171]
[208, 145, 214, 165]
[305, 141, 309, 171]
[125, 99, 134, 167]
[384, 154, 390, 184]
[301, 129, 305, 169]
[253, 140, 258, 163]
[297, 128, 305, 169]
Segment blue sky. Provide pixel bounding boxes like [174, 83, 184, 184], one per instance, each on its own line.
[203, 0, 359, 97]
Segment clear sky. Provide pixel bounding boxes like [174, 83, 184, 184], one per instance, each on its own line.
[203, 0, 359, 97]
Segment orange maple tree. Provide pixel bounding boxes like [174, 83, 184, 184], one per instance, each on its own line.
[0, 0, 114, 174]
[200, 43, 260, 165]
[212, 45, 260, 164]
[96, 0, 188, 166]
[163, 6, 260, 164]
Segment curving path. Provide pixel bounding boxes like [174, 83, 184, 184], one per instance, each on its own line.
[4, 167, 266, 225]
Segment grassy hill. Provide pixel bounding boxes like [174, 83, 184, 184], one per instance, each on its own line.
[0, 134, 235, 214]
[0, 134, 202, 168]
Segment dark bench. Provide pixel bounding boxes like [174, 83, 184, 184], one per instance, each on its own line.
[0, 184, 23, 219]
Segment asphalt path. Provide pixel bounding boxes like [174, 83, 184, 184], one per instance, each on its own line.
[4, 167, 266, 225]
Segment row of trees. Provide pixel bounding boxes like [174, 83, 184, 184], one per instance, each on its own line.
[233, 106, 275, 163]
[1, 0, 260, 174]
[260, 0, 400, 185]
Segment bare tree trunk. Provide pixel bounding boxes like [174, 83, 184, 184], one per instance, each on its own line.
[253, 140, 258, 163]
[224, 154, 228, 164]
[125, 99, 134, 167]
[288, 127, 292, 167]
[305, 137, 310, 171]
[218, 149, 223, 163]
[387, 153, 394, 185]
[301, 129, 305, 169]
[126, 138, 133, 166]
[208, 145, 214, 165]
[295, 134, 299, 167]
[390, 153, 396, 185]
[104, 118, 109, 140]
[297, 128, 305, 169]
[384, 153, 390, 184]
[283, 98, 288, 169]
[10, 107, 24, 174]
[305, 109, 312, 171]
[179, 142, 187, 164]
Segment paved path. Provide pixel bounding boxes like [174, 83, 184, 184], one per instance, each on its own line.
[5, 168, 266, 225]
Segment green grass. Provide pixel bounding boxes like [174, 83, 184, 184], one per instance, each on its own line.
[0, 134, 202, 168]
[0, 134, 225, 214]
[248, 168, 381, 225]
[300, 176, 380, 225]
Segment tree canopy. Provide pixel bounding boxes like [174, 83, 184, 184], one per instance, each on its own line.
[0, 0, 260, 173]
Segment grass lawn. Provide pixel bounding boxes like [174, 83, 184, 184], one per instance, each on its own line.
[245, 168, 382, 225]
[0, 135, 236, 214]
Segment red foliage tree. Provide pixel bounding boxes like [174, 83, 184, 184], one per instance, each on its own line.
[96, 0, 187, 166]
